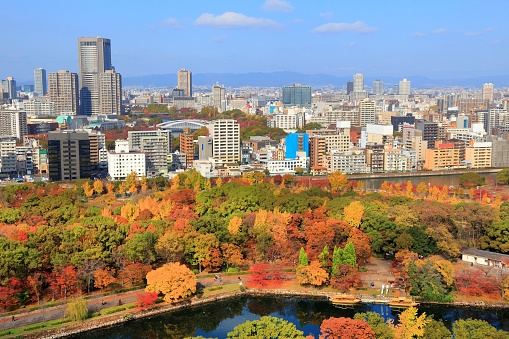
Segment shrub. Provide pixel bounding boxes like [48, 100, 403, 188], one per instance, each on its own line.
[137, 292, 158, 308]
[103, 306, 126, 314]
[227, 267, 239, 273]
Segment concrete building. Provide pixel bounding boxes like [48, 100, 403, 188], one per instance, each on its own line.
[324, 149, 368, 174]
[384, 147, 407, 172]
[88, 130, 106, 169]
[465, 141, 492, 168]
[353, 73, 364, 93]
[177, 69, 192, 97]
[399, 78, 411, 95]
[34, 68, 47, 96]
[0, 138, 17, 174]
[0, 110, 27, 139]
[265, 157, 308, 175]
[99, 70, 122, 116]
[180, 132, 195, 168]
[359, 98, 376, 126]
[423, 142, 461, 171]
[48, 131, 91, 181]
[212, 84, 226, 112]
[198, 136, 213, 161]
[372, 80, 383, 95]
[142, 135, 170, 176]
[282, 84, 312, 107]
[210, 119, 240, 163]
[346, 81, 354, 95]
[365, 143, 384, 172]
[285, 133, 309, 159]
[416, 121, 439, 148]
[23, 100, 56, 117]
[268, 113, 305, 130]
[107, 140, 146, 180]
[78, 37, 112, 115]
[48, 70, 80, 115]
[482, 83, 494, 103]
[128, 130, 172, 152]
[1, 77, 16, 99]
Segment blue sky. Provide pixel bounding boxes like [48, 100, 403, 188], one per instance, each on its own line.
[1, 0, 507, 81]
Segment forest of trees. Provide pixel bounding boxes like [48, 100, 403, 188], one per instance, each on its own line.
[0, 169, 508, 312]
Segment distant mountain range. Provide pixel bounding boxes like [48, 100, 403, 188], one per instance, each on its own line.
[122, 71, 509, 89]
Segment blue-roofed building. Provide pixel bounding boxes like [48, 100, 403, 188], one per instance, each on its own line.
[285, 133, 309, 159]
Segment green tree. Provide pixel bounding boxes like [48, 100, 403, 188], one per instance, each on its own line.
[318, 245, 330, 269]
[453, 319, 507, 339]
[342, 242, 357, 268]
[459, 172, 485, 188]
[422, 318, 451, 339]
[226, 316, 306, 339]
[496, 168, 509, 185]
[354, 312, 395, 339]
[331, 246, 344, 275]
[298, 247, 308, 266]
[66, 297, 88, 321]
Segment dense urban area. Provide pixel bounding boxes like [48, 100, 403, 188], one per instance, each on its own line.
[2, 36, 509, 338]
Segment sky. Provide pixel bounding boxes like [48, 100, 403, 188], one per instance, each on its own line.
[1, 0, 508, 82]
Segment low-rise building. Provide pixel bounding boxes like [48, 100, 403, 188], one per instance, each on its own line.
[108, 140, 146, 180]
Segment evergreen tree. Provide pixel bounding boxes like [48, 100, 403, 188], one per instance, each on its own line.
[331, 246, 343, 275]
[318, 245, 330, 269]
[342, 242, 357, 268]
[298, 247, 308, 266]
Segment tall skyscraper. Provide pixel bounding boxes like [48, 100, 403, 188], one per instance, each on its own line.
[34, 68, 47, 96]
[99, 70, 122, 116]
[399, 78, 411, 95]
[282, 84, 312, 107]
[1, 77, 16, 99]
[359, 98, 375, 126]
[211, 119, 240, 163]
[78, 37, 112, 115]
[48, 131, 91, 181]
[212, 84, 226, 112]
[177, 68, 192, 97]
[373, 80, 384, 95]
[48, 70, 79, 115]
[346, 81, 354, 95]
[482, 83, 494, 103]
[353, 74, 364, 93]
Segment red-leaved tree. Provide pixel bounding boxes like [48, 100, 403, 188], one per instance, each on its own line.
[137, 291, 158, 309]
[248, 263, 285, 288]
[319, 317, 376, 339]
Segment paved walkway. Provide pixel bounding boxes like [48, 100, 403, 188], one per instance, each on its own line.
[0, 275, 245, 331]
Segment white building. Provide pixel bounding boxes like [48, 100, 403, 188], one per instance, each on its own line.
[0, 138, 17, 174]
[324, 149, 368, 174]
[0, 110, 27, 139]
[399, 78, 411, 95]
[23, 100, 55, 117]
[265, 156, 308, 175]
[108, 140, 146, 180]
[211, 119, 240, 163]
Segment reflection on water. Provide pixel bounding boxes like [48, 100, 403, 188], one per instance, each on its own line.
[71, 296, 509, 339]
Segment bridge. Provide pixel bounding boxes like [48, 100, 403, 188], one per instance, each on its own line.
[156, 119, 210, 131]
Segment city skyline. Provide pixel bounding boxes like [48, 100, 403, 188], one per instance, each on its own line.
[2, 0, 508, 82]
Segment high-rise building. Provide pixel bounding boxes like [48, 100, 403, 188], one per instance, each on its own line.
[282, 84, 312, 106]
[48, 131, 91, 181]
[48, 70, 80, 115]
[0, 109, 27, 139]
[99, 70, 122, 116]
[353, 73, 364, 93]
[180, 132, 195, 168]
[0, 138, 17, 174]
[399, 78, 411, 95]
[128, 130, 172, 176]
[34, 68, 47, 96]
[346, 81, 354, 95]
[212, 84, 226, 112]
[78, 37, 112, 115]
[373, 80, 383, 95]
[482, 83, 494, 103]
[285, 133, 309, 159]
[359, 98, 376, 126]
[177, 68, 192, 97]
[1, 77, 16, 99]
[211, 119, 240, 163]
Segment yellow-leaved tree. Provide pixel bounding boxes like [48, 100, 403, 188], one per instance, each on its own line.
[342, 201, 365, 228]
[145, 262, 196, 303]
[391, 307, 429, 339]
[329, 171, 348, 193]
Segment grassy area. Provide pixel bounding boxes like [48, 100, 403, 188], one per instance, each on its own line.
[199, 284, 241, 298]
[0, 318, 71, 338]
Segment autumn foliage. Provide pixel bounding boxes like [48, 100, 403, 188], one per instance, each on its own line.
[145, 262, 196, 302]
[319, 317, 376, 339]
[248, 263, 285, 288]
[137, 291, 158, 309]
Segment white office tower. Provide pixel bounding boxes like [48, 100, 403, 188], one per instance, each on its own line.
[353, 73, 364, 93]
[372, 80, 383, 95]
[211, 119, 240, 163]
[399, 78, 411, 95]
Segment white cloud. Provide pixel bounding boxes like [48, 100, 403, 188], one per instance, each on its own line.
[160, 18, 183, 29]
[319, 12, 333, 19]
[212, 35, 228, 43]
[464, 27, 493, 36]
[194, 12, 281, 29]
[312, 21, 377, 33]
[262, 0, 294, 12]
[432, 27, 447, 34]
[412, 31, 426, 37]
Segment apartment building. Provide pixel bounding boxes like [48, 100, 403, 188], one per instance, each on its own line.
[465, 141, 492, 168]
[108, 140, 146, 180]
[48, 131, 91, 181]
[210, 119, 240, 163]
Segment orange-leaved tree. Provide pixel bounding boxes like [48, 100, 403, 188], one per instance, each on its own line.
[145, 262, 196, 302]
[296, 261, 329, 287]
[319, 317, 376, 339]
[93, 268, 116, 291]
